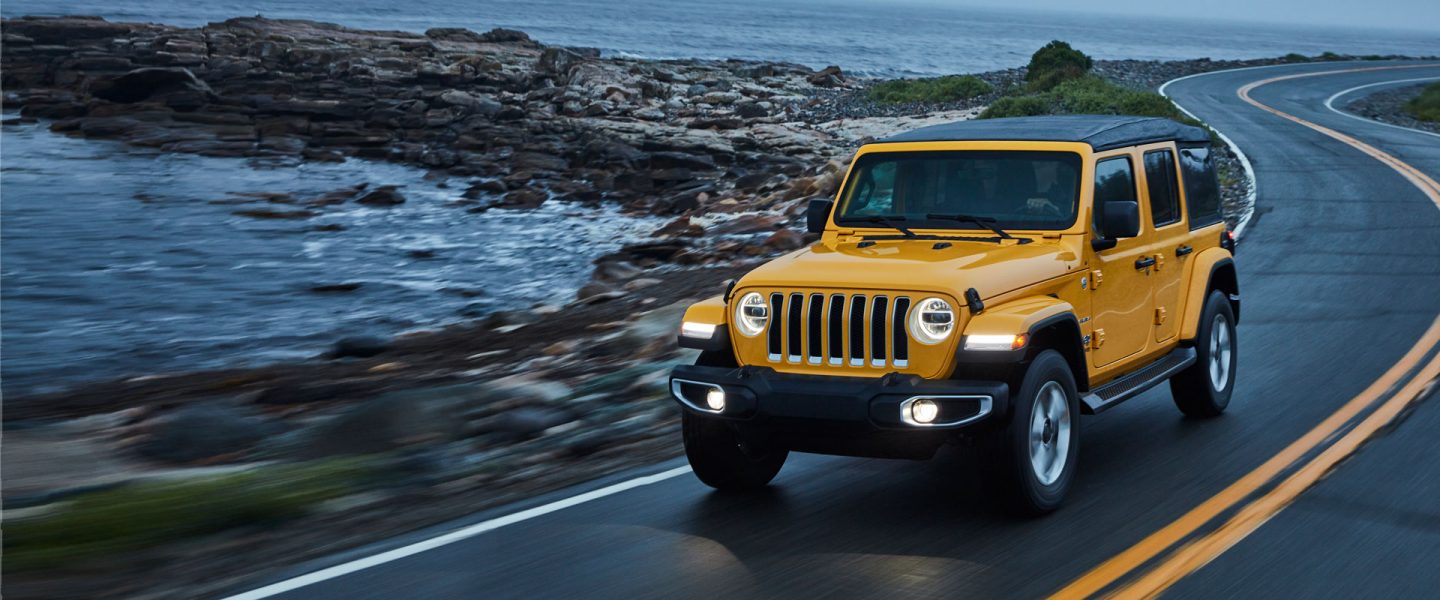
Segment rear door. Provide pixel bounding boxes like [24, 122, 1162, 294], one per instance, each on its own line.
[1142, 147, 1186, 342]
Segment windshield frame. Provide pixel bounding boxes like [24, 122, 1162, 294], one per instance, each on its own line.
[833, 148, 1085, 233]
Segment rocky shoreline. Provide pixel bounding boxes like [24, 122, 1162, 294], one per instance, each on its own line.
[1341, 82, 1440, 134]
[0, 14, 1367, 599]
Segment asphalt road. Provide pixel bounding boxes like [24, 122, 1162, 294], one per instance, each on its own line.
[231, 61, 1440, 599]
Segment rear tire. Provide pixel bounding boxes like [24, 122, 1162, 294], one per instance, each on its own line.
[983, 349, 1080, 515]
[1170, 291, 1237, 418]
[683, 413, 787, 491]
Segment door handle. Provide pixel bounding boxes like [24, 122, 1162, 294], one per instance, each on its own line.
[1135, 256, 1157, 270]
[1176, 245, 1193, 257]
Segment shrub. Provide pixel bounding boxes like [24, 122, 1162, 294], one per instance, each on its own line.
[1281, 53, 1310, 63]
[1405, 82, 1440, 122]
[981, 76, 1192, 122]
[979, 95, 1051, 118]
[1026, 40, 1093, 92]
[1319, 51, 1343, 61]
[866, 75, 992, 104]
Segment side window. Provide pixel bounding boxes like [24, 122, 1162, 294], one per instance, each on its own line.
[1179, 145, 1223, 229]
[1092, 156, 1136, 234]
[1144, 149, 1181, 227]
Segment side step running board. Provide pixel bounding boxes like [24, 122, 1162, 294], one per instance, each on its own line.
[1081, 347, 1196, 414]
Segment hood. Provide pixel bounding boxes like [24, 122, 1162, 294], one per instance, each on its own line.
[736, 236, 1084, 299]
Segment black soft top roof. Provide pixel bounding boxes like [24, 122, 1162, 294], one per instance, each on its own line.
[875, 115, 1210, 151]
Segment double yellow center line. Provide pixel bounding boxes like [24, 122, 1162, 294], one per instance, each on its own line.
[1052, 64, 1440, 600]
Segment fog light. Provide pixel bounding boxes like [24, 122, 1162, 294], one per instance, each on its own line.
[705, 389, 726, 411]
[910, 398, 939, 424]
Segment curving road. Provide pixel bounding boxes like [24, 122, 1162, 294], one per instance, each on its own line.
[227, 61, 1440, 600]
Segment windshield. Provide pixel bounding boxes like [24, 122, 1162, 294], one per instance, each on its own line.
[835, 150, 1082, 231]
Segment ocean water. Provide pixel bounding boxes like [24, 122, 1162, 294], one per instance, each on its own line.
[4, 0, 1437, 77]
[0, 119, 661, 396]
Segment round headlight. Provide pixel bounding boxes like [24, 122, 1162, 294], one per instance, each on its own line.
[908, 297, 955, 345]
[734, 292, 768, 337]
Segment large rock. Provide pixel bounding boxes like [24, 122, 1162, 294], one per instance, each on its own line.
[478, 28, 533, 44]
[88, 67, 212, 103]
[438, 90, 502, 116]
[424, 27, 484, 43]
[330, 335, 392, 358]
[356, 185, 406, 206]
[137, 403, 271, 463]
[299, 394, 459, 458]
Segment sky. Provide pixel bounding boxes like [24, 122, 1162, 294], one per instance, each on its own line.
[904, 0, 1440, 32]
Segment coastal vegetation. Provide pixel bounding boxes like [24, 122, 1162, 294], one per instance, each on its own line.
[980, 41, 1196, 128]
[1025, 40, 1094, 92]
[866, 74, 992, 104]
[4, 458, 375, 572]
[1404, 82, 1440, 122]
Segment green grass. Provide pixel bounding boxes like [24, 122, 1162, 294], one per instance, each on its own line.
[866, 75, 992, 104]
[4, 458, 377, 572]
[1405, 82, 1440, 122]
[980, 76, 1195, 124]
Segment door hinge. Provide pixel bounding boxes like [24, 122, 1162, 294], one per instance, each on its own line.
[1155, 307, 1167, 325]
[1153, 253, 1165, 271]
[1091, 328, 1106, 349]
[1090, 269, 1103, 290]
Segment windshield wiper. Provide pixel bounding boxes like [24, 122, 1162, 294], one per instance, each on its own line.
[926, 213, 1014, 240]
[857, 215, 916, 238]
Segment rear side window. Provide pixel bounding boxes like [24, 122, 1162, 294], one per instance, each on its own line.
[1092, 156, 1135, 234]
[1144, 149, 1181, 227]
[1179, 144, 1223, 229]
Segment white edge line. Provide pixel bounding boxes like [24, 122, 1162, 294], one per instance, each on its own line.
[1323, 77, 1440, 140]
[222, 465, 693, 600]
[1158, 69, 1260, 241]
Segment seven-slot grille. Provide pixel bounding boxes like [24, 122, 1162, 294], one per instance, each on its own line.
[765, 293, 912, 368]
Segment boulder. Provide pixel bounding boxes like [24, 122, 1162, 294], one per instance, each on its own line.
[424, 27, 484, 43]
[330, 335, 392, 359]
[478, 28, 533, 44]
[356, 185, 406, 206]
[137, 403, 270, 463]
[493, 188, 547, 209]
[438, 90, 503, 116]
[808, 65, 845, 87]
[300, 394, 459, 458]
[762, 228, 805, 251]
[711, 213, 784, 235]
[89, 67, 212, 103]
[650, 216, 706, 238]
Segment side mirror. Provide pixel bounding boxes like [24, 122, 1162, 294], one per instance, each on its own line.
[1101, 199, 1140, 239]
[806, 199, 835, 234]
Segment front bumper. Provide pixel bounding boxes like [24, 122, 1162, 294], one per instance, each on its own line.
[670, 364, 1009, 458]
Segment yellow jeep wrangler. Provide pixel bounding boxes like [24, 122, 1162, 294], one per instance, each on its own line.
[670, 115, 1239, 513]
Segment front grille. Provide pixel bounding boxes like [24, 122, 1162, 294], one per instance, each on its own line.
[764, 292, 910, 369]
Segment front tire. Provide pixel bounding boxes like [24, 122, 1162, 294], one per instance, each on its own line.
[983, 349, 1080, 515]
[683, 413, 787, 491]
[1170, 290, 1238, 418]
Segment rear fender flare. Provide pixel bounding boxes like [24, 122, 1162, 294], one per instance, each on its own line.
[1180, 252, 1239, 341]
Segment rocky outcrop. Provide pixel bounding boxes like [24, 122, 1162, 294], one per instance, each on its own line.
[1, 15, 859, 220]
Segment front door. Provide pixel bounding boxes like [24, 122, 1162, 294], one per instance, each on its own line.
[1143, 148, 1186, 343]
[1089, 154, 1154, 368]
